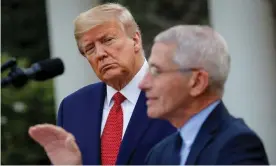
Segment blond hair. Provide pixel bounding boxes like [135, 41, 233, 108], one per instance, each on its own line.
[74, 3, 140, 41]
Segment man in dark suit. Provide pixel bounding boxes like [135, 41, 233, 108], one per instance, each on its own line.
[28, 3, 175, 165]
[139, 25, 269, 165]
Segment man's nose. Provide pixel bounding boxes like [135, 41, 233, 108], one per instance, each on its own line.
[139, 73, 151, 90]
[95, 43, 107, 59]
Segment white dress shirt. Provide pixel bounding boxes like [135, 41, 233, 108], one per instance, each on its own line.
[100, 60, 148, 138]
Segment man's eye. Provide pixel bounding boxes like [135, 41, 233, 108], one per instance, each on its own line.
[85, 46, 95, 55]
[103, 37, 114, 44]
[150, 67, 160, 76]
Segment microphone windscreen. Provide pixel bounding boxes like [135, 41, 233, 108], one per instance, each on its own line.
[34, 58, 65, 81]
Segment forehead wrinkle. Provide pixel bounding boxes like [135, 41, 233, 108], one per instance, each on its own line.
[81, 24, 121, 48]
[151, 42, 177, 61]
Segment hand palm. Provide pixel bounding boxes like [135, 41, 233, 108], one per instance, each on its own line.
[29, 124, 82, 165]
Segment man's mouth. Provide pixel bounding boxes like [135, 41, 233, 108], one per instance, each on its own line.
[101, 64, 116, 73]
[146, 97, 158, 105]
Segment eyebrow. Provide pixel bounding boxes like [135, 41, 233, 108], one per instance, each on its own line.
[83, 43, 94, 52]
[149, 63, 161, 70]
[83, 35, 103, 49]
[84, 33, 115, 47]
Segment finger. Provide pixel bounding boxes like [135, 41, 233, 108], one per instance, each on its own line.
[29, 124, 72, 143]
[29, 125, 57, 147]
[38, 124, 71, 140]
[33, 124, 68, 139]
[53, 125, 71, 140]
[29, 126, 48, 146]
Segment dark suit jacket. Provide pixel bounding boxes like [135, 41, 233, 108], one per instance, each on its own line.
[145, 102, 269, 165]
[57, 82, 176, 165]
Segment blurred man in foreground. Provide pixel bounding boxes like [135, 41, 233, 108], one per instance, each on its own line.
[28, 3, 175, 165]
[139, 25, 269, 165]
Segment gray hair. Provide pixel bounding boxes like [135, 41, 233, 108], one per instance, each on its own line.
[154, 25, 231, 94]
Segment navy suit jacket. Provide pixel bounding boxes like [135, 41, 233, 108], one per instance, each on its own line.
[146, 102, 269, 165]
[57, 82, 176, 165]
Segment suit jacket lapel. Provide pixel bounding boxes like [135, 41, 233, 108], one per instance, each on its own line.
[185, 130, 213, 165]
[82, 83, 106, 164]
[116, 91, 152, 164]
[185, 102, 229, 165]
[167, 132, 182, 165]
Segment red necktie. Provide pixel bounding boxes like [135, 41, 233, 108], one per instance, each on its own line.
[101, 92, 126, 165]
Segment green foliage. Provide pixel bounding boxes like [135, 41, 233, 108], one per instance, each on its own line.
[1, 0, 50, 63]
[1, 54, 56, 164]
[1, 0, 54, 163]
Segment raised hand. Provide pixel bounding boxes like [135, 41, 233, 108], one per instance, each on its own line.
[28, 124, 82, 165]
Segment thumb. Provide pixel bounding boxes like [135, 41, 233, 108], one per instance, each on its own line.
[65, 134, 80, 153]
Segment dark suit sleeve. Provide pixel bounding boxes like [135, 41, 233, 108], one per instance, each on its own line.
[217, 133, 269, 165]
[57, 99, 65, 127]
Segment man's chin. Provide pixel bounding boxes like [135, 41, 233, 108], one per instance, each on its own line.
[101, 71, 123, 81]
[147, 108, 163, 119]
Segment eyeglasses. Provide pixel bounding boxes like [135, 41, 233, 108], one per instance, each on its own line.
[148, 66, 196, 77]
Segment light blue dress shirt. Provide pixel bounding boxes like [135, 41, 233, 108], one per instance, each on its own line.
[178, 100, 220, 165]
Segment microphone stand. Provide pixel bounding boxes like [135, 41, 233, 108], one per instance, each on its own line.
[1, 58, 28, 88]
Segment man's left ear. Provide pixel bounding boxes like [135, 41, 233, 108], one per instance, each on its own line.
[189, 70, 209, 97]
[132, 31, 141, 52]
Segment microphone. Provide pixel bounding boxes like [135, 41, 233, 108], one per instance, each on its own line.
[1, 57, 16, 73]
[1, 58, 64, 88]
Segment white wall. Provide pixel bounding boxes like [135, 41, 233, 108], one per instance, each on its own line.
[46, 0, 100, 110]
[209, 0, 276, 164]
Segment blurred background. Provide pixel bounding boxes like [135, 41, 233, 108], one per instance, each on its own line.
[1, 0, 276, 164]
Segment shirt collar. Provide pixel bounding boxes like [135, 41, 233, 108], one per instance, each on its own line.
[106, 59, 148, 106]
[178, 100, 221, 147]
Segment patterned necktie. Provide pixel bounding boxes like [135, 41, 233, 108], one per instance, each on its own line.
[101, 92, 126, 165]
